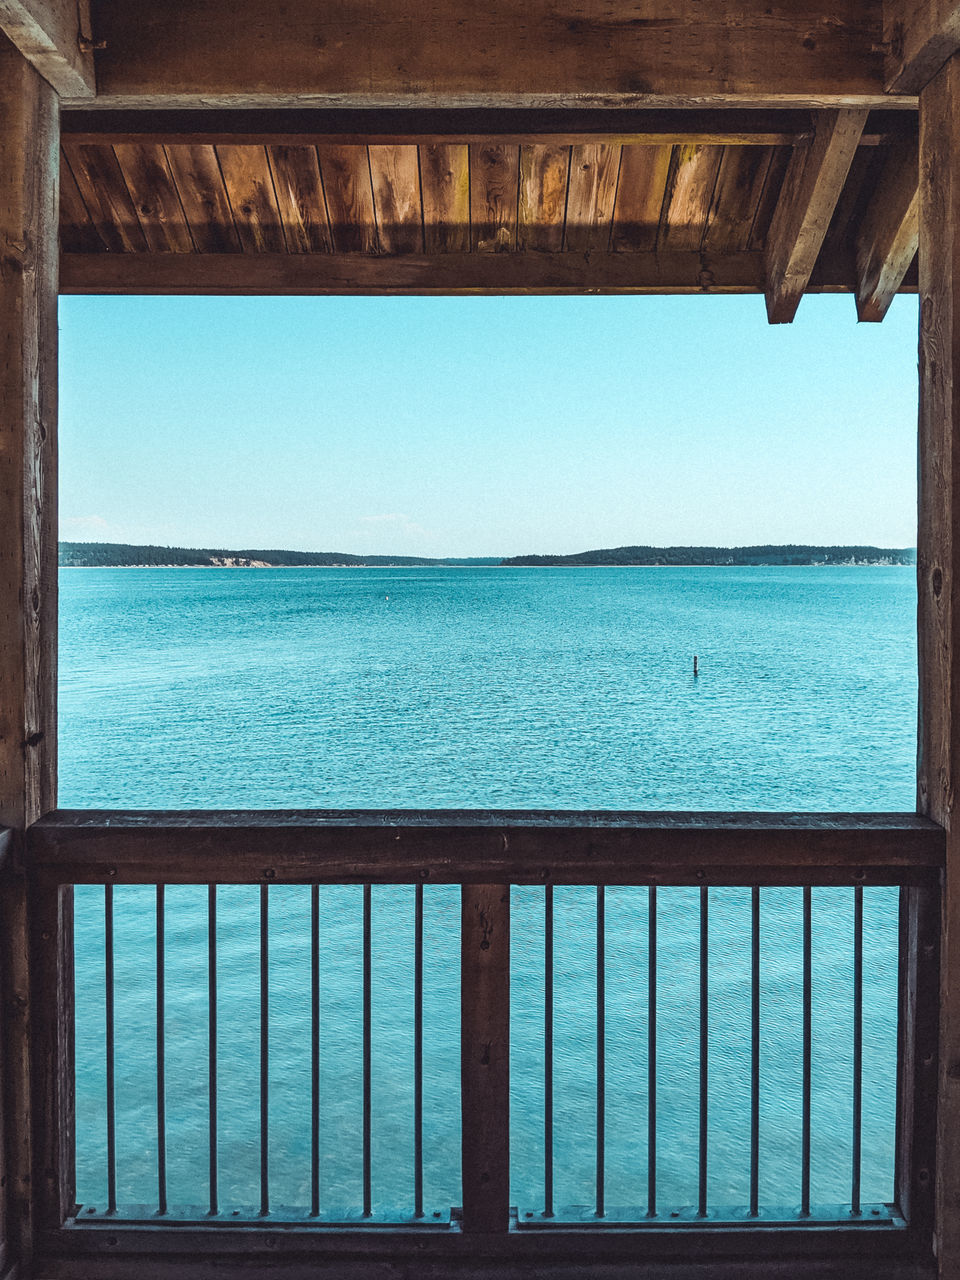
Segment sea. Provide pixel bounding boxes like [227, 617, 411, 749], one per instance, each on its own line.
[58, 565, 917, 1221]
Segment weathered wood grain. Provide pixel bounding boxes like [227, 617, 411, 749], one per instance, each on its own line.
[918, 50, 960, 1276]
[0, 0, 94, 97]
[266, 146, 332, 254]
[885, 0, 960, 93]
[765, 109, 868, 322]
[112, 144, 194, 253]
[162, 146, 241, 253]
[610, 145, 672, 252]
[316, 146, 377, 254]
[658, 145, 724, 252]
[61, 142, 147, 253]
[856, 137, 919, 320]
[419, 144, 470, 253]
[368, 145, 422, 254]
[702, 148, 775, 253]
[517, 145, 569, 252]
[564, 143, 621, 252]
[471, 144, 519, 252]
[216, 145, 285, 253]
[461, 885, 509, 1233]
[748, 145, 793, 250]
[83, 0, 892, 109]
[58, 154, 102, 253]
[0, 44, 58, 1272]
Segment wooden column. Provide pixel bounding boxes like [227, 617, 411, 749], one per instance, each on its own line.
[461, 884, 510, 1233]
[0, 30, 60, 1273]
[919, 50, 960, 1279]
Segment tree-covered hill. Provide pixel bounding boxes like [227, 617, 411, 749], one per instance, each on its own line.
[59, 542, 499, 567]
[500, 544, 916, 567]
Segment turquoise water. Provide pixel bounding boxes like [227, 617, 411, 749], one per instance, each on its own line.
[60, 566, 916, 1219]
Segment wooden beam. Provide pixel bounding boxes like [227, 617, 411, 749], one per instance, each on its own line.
[73, 1, 896, 109]
[63, 249, 772, 297]
[856, 137, 920, 320]
[0, 0, 94, 97]
[885, 0, 960, 94]
[918, 49, 960, 1279]
[765, 108, 868, 323]
[26, 811, 944, 886]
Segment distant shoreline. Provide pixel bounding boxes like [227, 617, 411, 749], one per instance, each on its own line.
[59, 541, 917, 569]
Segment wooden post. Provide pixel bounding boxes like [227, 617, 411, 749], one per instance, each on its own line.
[0, 30, 60, 1273]
[919, 50, 960, 1279]
[460, 884, 510, 1233]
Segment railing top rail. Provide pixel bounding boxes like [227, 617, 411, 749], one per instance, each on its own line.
[25, 810, 945, 886]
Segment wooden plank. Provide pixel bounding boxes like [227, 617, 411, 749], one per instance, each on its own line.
[266, 146, 332, 254]
[59, 247, 910, 296]
[81, 1, 893, 109]
[315, 146, 377, 254]
[162, 145, 241, 254]
[419, 144, 469, 253]
[0, 0, 94, 97]
[856, 137, 920, 320]
[58, 153, 103, 253]
[112, 144, 194, 253]
[748, 145, 793, 249]
[658, 144, 725, 252]
[702, 147, 775, 253]
[885, 0, 960, 93]
[215, 145, 285, 253]
[610, 145, 672, 252]
[517, 145, 569, 253]
[368, 144, 422, 254]
[58, 107, 825, 150]
[30, 884, 73, 1232]
[1, 868, 33, 1271]
[471, 144, 519, 252]
[918, 50, 960, 1278]
[564, 143, 621, 253]
[25, 812, 944, 887]
[60, 143, 147, 254]
[62, 248, 767, 295]
[460, 885, 510, 1233]
[764, 108, 868, 323]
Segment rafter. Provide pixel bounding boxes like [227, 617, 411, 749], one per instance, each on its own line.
[856, 137, 919, 320]
[0, 0, 94, 98]
[885, 0, 960, 93]
[764, 109, 868, 324]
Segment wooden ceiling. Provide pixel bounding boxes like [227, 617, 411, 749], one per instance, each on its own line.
[58, 110, 919, 317]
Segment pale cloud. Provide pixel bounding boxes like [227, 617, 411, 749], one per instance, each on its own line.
[61, 515, 112, 535]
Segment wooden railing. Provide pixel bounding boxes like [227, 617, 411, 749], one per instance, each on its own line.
[0, 812, 946, 1279]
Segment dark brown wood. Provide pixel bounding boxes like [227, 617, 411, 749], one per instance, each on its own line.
[0, 866, 33, 1271]
[517, 145, 569, 252]
[59, 249, 777, 296]
[266, 146, 332, 254]
[26, 812, 944, 887]
[610, 144, 672, 252]
[315, 147, 377, 254]
[419, 144, 469, 253]
[659, 144, 725, 252]
[30, 883, 74, 1231]
[77, 1, 897, 109]
[856, 137, 920, 320]
[162, 146, 242, 253]
[0, 0, 94, 97]
[765, 108, 868, 322]
[885, 0, 960, 94]
[564, 143, 621, 252]
[368, 145, 423, 254]
[471, 144, 519, 253]
[58, 157, 103, 253]
[216, 145, 285, 253]
[59, 108, 845, 149]
[918, 50, 960, 1277]
[896, 884, 940, 1232]
[0, 830, 12, 875]
[61, 143, 149, 254]
[112, 144, 195, 254]
[460, 885, 509, 1234]
[703, 148, 775, 253]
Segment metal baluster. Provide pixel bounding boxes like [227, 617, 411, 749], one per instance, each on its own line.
[544, 884, 554, 1219]
[801, 885, 812, 1218]
[260, 883, 269, 1216]
[596, 885, 605, 1219]
[156, 885, 167, 1216]
[698, 886, 709, 1218]
[414, 883, 424, 1220]
[750, 886, 760, 1219]
[363, 883, 372, 1218]
[311, 884, 320, 1217]
[105, 884, 116, 1215]
[647, 886, 657, 1218]
[208, 886, 218, 1215]
[852, 885, 864, 1215]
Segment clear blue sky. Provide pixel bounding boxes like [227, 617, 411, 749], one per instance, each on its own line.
[58, 293, 919, 557]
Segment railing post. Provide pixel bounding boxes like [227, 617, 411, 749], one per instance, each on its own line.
[460, 883, 510, 1233]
